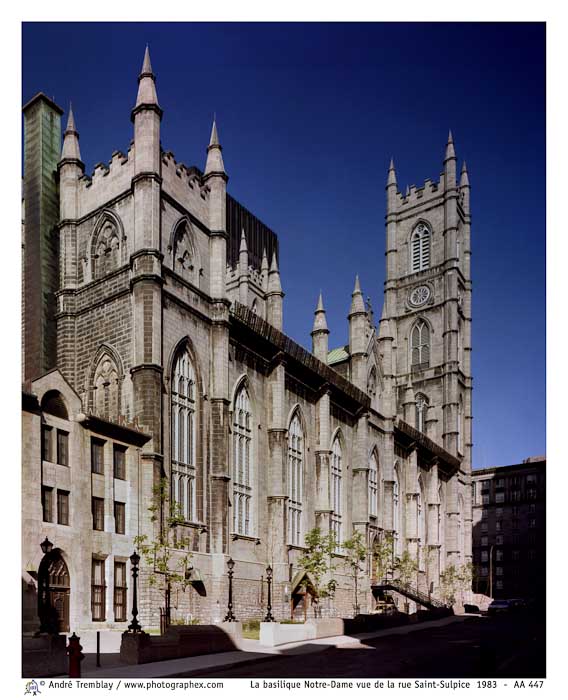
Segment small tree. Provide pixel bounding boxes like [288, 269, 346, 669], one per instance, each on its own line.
[394, 550, 418, 588]
[342, 530, 368, 615]
[297, 527, 337, 615]
[439, 564, 459, 605]
[133, 478, 193, 626]
[372, 531, 395, 582]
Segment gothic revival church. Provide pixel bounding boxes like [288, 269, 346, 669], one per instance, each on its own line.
[22, 48, 473, 634]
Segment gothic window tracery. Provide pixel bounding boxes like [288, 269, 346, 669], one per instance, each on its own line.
[331, 435, 343, 550]
[410, 320, 430, 369]
[369, 451, 378, 518]
[410, 222, 431, 273]
[93, 220, 121, 280]
[171, 347, 197, 522]
[367, 366, 377, 398]
[287, 412, 304, 546]
[415, 393, 429, 433]
[171, 220, 200, 286]
[92, 352, 120, 422]
[417, 479, 426, 570]
[232, 383, 252, 536]
[393, 464, 402, 558]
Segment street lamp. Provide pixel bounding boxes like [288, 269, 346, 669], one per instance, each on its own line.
[264, 565, 275, 622]
[223, 558, 237, 622]
[128, 551, 142, 633]
[40, 537, 53, 555]
[38, 537, 56, 634]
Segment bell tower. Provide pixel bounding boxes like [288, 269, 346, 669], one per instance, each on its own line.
[382, 133, 473, 567]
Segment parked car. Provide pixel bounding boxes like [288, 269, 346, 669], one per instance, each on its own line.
[487, 599, 513, 615]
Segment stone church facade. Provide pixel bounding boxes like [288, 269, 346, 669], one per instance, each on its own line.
[22, 49, 472, 635]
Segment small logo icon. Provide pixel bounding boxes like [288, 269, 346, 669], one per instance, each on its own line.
[24, 680, 41, 696]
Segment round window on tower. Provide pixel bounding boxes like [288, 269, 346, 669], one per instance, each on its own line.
[409, 285, 431, 307]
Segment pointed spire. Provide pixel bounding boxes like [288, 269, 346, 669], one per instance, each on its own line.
[239, 228, 248, 253]
[267, 251, 282, 293]
[460, 161, 470, 187]
[349, 275, 365, 315]
[134, 45, 159, 111]
[312, 292, 329, 333]
[204, 117, 226, 177]
[387, 157, 397, 186]
[61, 103, 82, 162]
[445, 129, 456, 161]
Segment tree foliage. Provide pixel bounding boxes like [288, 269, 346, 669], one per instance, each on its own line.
[133, 478, 193, 590]
[394, 550, 418, 587]
[342, 530, 368, 613]
[372, 531, 395, 582]
[439, 562, 473, 605]
[296, 527, 337, 599]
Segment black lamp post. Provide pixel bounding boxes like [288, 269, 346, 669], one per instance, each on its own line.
[38, 537, 55, 634]
[223, 558, 237, 622]
[264, 564, 275, 622]
[128, 551, 142, 633]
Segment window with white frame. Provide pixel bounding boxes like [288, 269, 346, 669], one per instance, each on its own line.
[287, 413, 303, 546]
[415, 393, 429, 433]
[417, 483, 426, 569]
[457, 397, 464, 453]
[233, 384, 253, 536]
[171, 347, 197, 522]
[368, 452, 378, 517]
[331, 436, 342, 550]
[394, 466, 402, 557]
[410, 222, 431, 272]
[410, 320, 430, 369]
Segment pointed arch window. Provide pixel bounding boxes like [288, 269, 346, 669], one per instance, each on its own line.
[92, 219, 121, 281]
[287, 413, 304, 546]
[393, 464, 402, 558]
[171, 347, 197, 522]
[411, 320, 430, 370]
[410, 222, 431, 273]
[457, 396, 464, 454]
[233, 384, 252, 535]
[415, 393, 429, 434]
[369, 452, 378, 518]
[331, 436, 342, 550]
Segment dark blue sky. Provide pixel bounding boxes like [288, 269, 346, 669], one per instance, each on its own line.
[22, 22, 546, 469]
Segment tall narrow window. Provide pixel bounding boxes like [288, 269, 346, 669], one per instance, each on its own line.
[91, 438, 105, 474]
[415, 394, 429, 433]
[410, 320, 430, 369]
[369, 452, 378, 517]
[393, 466, 402, 557]
[91, 559, 106, 621]
[57, 430, 69, 466]
[171, 347, 197, 522]
[287, 413, 304, 546]
[457, 397, 464, 454]
[114, 501, 125, 534]
[417, 481, 426, 570]
[410, 222, 431, 272]
[42, 425, 53, 462]
[92, 497, 104, 531]
[331, 436, 342, 550]
[233, 384, 253, 535]
[42, 486, 53, 523]
[57, 490, 69, 526]
[114, 561, 127, 622]
[113, 445, 126, 480]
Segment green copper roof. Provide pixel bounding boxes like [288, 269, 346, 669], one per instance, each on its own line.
[328, 345, 349, 365]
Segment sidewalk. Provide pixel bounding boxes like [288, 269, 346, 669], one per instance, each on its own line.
[79, 615, 471, 679]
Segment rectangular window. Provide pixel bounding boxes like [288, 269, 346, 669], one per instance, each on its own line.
[481, 521, 488, 532]
[113, 445, 127, 480]
[528, 488, 537, 500]
[495, 493, 504, 503]
[57, 490, 69, 525]
[496, 478, 505, 488]
[92, 497, 104, 531]
[512, 550, 520, 561]
[114, 502, 125, 535]
[529, 503, 536, 513]
[496, 566, 503, 576]
[41, 486, 53, 522]
[481, 536, 488, 546]
[481, 566, 488, 576]
[496, 549, 503, 562]
[481, 480, 490, 492]
[496, 520, 502, 531]
[114, 561, 127, 622]
[512, 506, 519, 516]
[481, 508, 488, 520]
[57, 430, 69, 466]
[42, 426, 53, 462]
[91, 438, 105, 474]
[91, 559, 106, 621]
[496, 580, 503, 590]
[496, 534, 503, 545]
[481, 550, 488, 563]
[526, 474, 537, 484]
[495, 507, 503, 518]
[512, 490, 521, 502]
[529, 518, 536, 529]
[482, 494, 490, 505]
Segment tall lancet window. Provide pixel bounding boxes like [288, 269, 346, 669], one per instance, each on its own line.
[415, 393, 429, 434]
[369, 451, 378, 518]
[438, 485, 446, 573]
[287, 413, 304, 546]
[331, 436, 343, 550]
[233, 384, 252, 535]
[393, 464, 402, 558]
[457, 396, 464, 454]
[171, 348, 197, 522]
[410, 222, 431, 272]
[417, 479, 426, 570]
[411, 320, 430, 369]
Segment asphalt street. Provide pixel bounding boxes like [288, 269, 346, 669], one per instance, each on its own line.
[174, 611, 545, 679]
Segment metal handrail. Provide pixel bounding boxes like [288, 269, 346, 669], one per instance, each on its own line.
[375, 578, 450, 609]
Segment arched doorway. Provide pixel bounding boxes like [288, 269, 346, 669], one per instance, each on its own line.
[38, 550, 70, 633]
